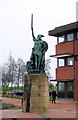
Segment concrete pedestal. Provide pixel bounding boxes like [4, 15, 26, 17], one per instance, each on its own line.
[22, 74, 49, 113]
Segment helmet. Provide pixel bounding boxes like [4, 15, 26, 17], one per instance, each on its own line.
[37, 34, 44, 39]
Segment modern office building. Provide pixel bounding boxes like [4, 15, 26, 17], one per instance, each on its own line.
[48, 21, 78, 101]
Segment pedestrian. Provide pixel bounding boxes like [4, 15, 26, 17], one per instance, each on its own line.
[52, 90, 57, 103]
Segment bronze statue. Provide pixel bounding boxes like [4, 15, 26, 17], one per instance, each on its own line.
[26, 14, 48, 74]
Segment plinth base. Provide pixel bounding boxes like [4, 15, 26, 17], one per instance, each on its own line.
[23, 74, 49, 113]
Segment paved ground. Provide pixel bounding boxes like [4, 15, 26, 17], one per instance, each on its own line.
[0, 97, 77, 118]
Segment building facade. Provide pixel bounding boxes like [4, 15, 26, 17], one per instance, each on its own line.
[48, 22, 78, 101]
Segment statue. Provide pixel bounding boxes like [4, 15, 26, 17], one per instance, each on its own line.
[26, 14, 48, 74]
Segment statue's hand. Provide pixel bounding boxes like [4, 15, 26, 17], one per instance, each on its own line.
[31, 27, 33, 31]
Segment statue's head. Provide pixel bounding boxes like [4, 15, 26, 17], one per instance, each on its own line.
[37, 34, 44, 40]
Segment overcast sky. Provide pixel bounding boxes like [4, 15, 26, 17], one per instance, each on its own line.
[0, 0, 77, 78]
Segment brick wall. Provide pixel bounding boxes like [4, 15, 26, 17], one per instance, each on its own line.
[56, 66, 74, 80]
[56, 42, 73, 55]
[75, 40, 78, 55]
[74, 60, 78, 101]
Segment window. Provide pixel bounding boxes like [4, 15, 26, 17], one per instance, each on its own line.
[58, 36, 65, 43]
[67, 33, 73, 41]
[58, 82, 65, 91]
[68, 82, 73, 91]
[67, 57, 74, 66]
[76, 55, 78, 60]
[58, 58, 65, 67]
[77, 32, 78, 39]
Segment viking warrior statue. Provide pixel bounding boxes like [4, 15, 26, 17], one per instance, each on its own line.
[26, 14, 48, 74]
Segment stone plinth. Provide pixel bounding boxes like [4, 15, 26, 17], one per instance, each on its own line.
[22, 74, 49, 113]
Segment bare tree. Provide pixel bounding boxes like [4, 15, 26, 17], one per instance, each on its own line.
[1, 64, 10, 91]
[1, 53, 26, 90]
[0, 66, 2, 86]
[16, 58, 26, 88]
[45, 59, 52, 80]
[7, 54, 17, 89]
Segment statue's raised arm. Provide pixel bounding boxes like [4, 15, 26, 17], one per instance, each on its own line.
[31, 28, 36, 42]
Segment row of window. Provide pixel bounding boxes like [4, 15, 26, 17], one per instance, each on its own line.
[58, 57, 74, 67]
[58, 81, 73, 91]
[58, 32, 78, 43]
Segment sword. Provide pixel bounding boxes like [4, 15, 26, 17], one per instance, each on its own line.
[31, 13, 33, 30]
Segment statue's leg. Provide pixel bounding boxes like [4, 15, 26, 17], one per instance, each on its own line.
[42, 54, 45, 69]
[38, 55, 42, 70]
[35, 55, 38, 70]
[39, 54, 45, 73]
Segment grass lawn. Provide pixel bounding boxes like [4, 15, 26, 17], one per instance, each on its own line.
[2, 86, 24, 99]
[0, 86, 2, 91]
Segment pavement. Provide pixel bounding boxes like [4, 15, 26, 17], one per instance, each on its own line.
[0, 97, 77, 118]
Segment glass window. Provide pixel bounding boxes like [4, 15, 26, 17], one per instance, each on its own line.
[68, 82, 73, 91]
[67, 33, 73, 41]
[77, 32, 78, 39]
[58, 82, 65, 91]
[58, 58, 65, 67]
[58, 36, 65, 43]
[67, 57, 74, 66]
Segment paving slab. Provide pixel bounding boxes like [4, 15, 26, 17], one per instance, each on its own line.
[1, 97, 76, 118]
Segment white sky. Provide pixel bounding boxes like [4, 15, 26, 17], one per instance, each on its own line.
[76, 1, 78, 20]
[0, 0, 77, 78]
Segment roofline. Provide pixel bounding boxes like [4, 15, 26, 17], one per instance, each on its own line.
[50, 53, 73, 58]
[48, 21, 78, 37]
[50, 79, 74, 81]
